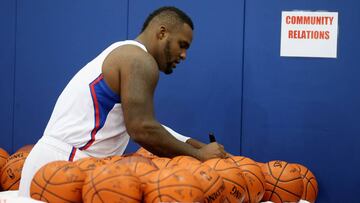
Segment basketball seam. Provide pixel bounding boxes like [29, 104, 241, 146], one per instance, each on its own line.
[39, 163, 78, 201]
[203, 175, 222, 194]
[30, 192, 49, 202]
[87, 173, 138, 186]
[32, 178, 79, 202]
[237, 163, 258, 167]
[267, 162, 288, 200]
[85, 165, 108, 202]
[303, 169, 309, 177]
[214, 159, 222, 169]
[84, 169, 137, 199]
[212, 166, 240, 172]
[157, 168, 162, 202]
[1, 157, 27, 171]
[144, 183, 204, 197]
[150, 194, 180, 203]
[95, 188, 141, 201]
[146, 168, 188, 183]
[305, 178, 318, 198]
[137, 168, 158, 177]
[223, 178, 247, 191]
[241, 168, 265, 190]
[275, 176, 303, 183]
[229, 157, 246, 164]
[40, 163, 66, 197]
[2, 177, 19, 190]
[271, 190, 283, 203]
[266, 179, 302, 198]
[0, 156, 27, 190]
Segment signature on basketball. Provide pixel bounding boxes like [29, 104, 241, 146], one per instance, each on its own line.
[6, 168, 15, 179]
[273, 160, 283, 168]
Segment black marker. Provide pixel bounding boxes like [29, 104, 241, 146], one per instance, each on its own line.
[209, 132, 216, 143]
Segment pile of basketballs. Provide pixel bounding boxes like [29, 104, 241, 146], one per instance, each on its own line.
[0, 146, 318, 203]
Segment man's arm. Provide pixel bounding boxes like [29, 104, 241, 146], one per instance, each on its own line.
[162, 124, 190, 143]
[163, 124, 230, 155]
[161, 124, 205, 148]
[186, 138, 206, 149]
[118, 48, 225, 161]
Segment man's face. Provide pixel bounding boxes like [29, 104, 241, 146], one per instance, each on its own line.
[161, 23, 193, 75]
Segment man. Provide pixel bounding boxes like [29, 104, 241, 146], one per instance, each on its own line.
[19, 6, 228, 197]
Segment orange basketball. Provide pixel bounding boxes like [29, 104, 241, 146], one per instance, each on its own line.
[151, 157, 172, 169]
[0, 148, 10, 170]
[115, 155, 158, 182]
[167, 155, 201, 169]
[101, 155, 123, 164]
[188, 163, 226, 203]
[30, 160, 85, 203]
[143, 166, 204, 203]
[292, 163, 318, 203]
[256, 162, 265, 168]
[261, 160, 303, 203]
[82, 163, 142, 203]
[0, 151, 29, 190]
[135, 147, 158, 159]
[227, 156, 265, 203]
[205, 158, 247, 203]
[74, 157, 106, 177]
[16, 144, 34, 153]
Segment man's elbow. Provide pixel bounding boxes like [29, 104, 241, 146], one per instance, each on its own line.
[126, 120, 159, 144]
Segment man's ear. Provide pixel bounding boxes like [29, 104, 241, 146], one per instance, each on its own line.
[157, 25, 167, 40]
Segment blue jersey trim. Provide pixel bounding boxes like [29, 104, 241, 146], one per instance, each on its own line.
[79, 74, 120, 150]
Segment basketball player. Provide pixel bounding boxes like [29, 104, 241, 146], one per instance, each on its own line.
[19, 6, 229, 197]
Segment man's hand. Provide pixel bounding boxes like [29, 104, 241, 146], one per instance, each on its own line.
[196, 142, 227, 161]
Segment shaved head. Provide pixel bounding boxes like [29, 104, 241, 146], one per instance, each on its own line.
[141, 6, 194, 33]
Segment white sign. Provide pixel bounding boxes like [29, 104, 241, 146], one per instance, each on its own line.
[280, 11, 338, 58]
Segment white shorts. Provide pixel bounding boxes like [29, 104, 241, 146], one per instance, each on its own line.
[18, 136, 89, 197]
[19, 125, 189, 198]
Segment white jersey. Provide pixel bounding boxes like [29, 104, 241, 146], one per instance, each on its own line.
[43, 40, 189, 159]
[19, 40, 190, 198]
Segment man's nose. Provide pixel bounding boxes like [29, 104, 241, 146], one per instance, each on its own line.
[180, 50, 187, 60]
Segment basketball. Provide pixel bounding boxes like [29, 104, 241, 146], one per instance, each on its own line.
[166, 155, 201, 169]
[30, 160, 85, 203]
[74, 157, 106, 177]
[143, 166, 204, 203]
[101, 155, 123, 164]
[0, 148, 10, 171]
[0, 151, 29, 190]
[114, 155, 158, 181]
[204, 158, 247, 203]
[227, 156, 265, 203]
[15, 144, 34, 153]
[256, 162, 265, 168]
[82, 163, 142, 203]
[151, 157, 172, 169]
[292, 163, 318, 203]
[135, 147, 158, 159]
[261, 160, 303, 203]
[188, 163, 226, 203]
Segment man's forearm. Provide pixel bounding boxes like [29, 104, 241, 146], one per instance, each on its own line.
[131, 122, 203, 160]
[186, 138, 206, 149]
[161, 124, 206, 149]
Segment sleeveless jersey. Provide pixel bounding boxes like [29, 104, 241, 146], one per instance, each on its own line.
[43, 40, 147, 158]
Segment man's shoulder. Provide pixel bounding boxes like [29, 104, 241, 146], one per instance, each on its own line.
[112, 44, 153, 63]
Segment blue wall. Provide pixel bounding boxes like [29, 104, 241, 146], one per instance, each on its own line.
[242, 1, 360, 202]
[0, 0, 16, 153]
[1, 1, 359, 202]
[13, 0, 129, 151]
[126, 0, 244, 155]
